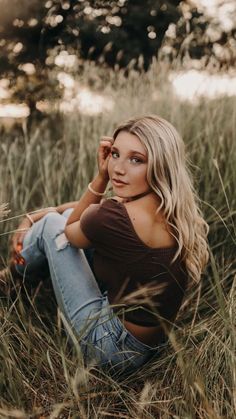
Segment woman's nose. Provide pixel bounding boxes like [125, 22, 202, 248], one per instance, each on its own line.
[114, 161, 126, 175]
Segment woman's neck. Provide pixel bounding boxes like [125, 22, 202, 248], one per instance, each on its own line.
[126, 189, 153, 202]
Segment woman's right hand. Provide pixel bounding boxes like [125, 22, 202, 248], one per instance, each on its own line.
[97, 136, 113, 181]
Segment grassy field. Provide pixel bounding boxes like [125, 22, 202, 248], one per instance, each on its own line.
[0, 61, 235, 418]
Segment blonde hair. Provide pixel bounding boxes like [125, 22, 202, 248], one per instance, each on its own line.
[113, 115, 209, 284]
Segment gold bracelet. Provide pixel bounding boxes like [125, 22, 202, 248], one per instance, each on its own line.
[26, 213, 34, 225]
[88, 182, 106, 197]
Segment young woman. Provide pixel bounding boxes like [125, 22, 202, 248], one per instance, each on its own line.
[2, 115, 209, 374]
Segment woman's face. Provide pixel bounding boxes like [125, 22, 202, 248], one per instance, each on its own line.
[108, 130, 150, 199]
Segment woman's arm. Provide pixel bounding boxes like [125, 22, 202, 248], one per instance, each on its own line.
[63, 137, 114, 246]
[64, 173, 108, 226]
[11, 205, 69, 252]
[65, 137, 113, 226]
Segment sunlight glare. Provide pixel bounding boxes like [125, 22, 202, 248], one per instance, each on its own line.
[170, 70, 236, 102]
[60, 87, 114, 115]
[0, 104, 30, 118]
[0, 79, 11, 100]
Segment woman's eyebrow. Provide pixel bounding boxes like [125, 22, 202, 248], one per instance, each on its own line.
[111, 146, 146, 157]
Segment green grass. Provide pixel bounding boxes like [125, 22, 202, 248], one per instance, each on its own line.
[0, 61, 235, 418]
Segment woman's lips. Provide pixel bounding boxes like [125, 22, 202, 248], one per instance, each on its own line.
[112, 179, 128, 186]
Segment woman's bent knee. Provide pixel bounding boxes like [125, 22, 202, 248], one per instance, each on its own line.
[42, 212, 67, 238]
[62, 208, 74, 219]
[44, 211, 64, 224]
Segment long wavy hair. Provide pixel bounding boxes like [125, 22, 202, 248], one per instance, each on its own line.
[113, 115, 209, 284]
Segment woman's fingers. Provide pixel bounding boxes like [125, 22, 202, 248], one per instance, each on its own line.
[100, 136, 113, 143]
[12, 236, 21, 253]
[97, 136, 113, 177]
[99, 137, 113, 151]
[11, 233, 26, 265]
[12, 233, 19, 251]
[99, 139, 113, 153]
[98, 138, 113, 162]
[12, 222, 29, 252]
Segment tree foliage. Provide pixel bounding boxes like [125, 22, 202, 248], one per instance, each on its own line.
[0, 1, 183, 71]
[0, 0, 235, 111]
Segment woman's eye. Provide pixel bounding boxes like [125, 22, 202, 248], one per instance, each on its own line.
[111, 151, 119, 158]
[130, 157, 142, 164]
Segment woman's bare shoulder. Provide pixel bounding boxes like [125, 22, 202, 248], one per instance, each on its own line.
[123, 198, 176, 249]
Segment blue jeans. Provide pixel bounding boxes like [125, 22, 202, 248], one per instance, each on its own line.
[16, 209, 166, 375]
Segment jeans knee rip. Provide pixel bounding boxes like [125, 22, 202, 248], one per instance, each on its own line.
[54, 232, 70, 251]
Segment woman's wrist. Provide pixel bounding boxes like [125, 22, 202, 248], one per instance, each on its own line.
[98, 171, 110, 184]
[89, 173, 109, 196]
[88, 182, 105, 197]
[26, 213, 34, 225]
[26, 207, 58, 224]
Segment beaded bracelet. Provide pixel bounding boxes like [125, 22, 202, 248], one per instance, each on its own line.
[88, 182, 106, 197]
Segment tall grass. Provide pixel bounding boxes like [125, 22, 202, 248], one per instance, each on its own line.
[0, 61, 235, 418]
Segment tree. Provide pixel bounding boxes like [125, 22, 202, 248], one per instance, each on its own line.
[162, 0, 236, 68]
[0, 0, 235, 114]
[0, 0, 182, 70]
[72, 0, 182, 70]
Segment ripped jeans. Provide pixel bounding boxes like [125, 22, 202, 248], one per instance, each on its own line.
[16, 209, 166, 375]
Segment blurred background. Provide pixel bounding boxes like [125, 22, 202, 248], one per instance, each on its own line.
[0, 0, 236, 126]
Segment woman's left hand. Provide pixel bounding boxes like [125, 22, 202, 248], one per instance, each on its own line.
[97, 136, 113, 180]
[11, 207, 57, 265]
[11, 217, 32, 265]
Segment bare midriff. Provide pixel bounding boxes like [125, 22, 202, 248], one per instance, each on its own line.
[122, 319, 166, 347]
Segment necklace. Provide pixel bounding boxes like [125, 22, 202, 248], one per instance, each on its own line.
[126, 189, 153, 202]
